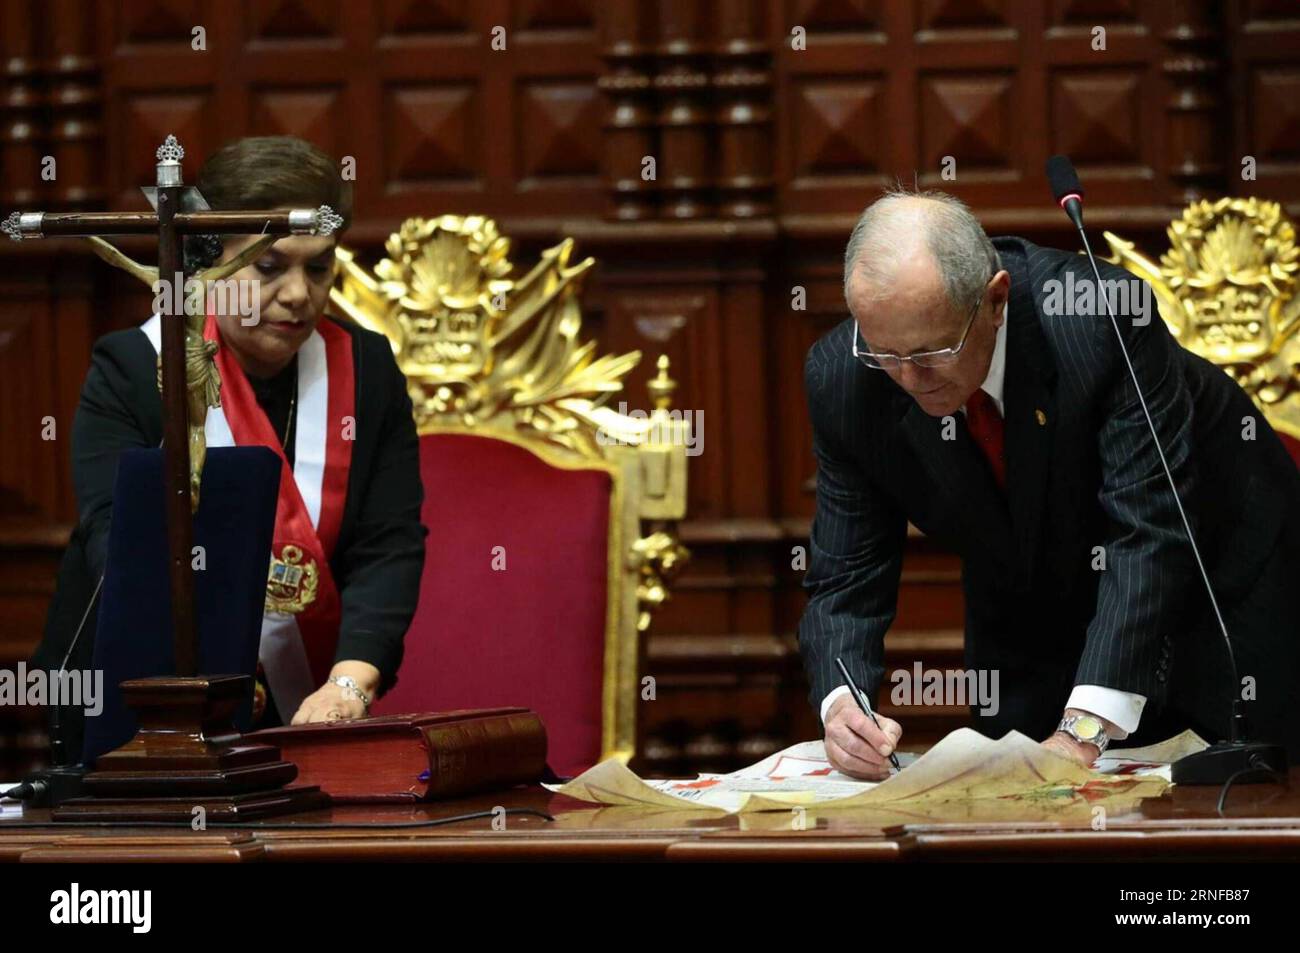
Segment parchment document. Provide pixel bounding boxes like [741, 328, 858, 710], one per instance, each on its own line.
[546, 728, 1203, 815]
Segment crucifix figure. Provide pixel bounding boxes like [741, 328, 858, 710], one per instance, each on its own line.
[3, 134, 342, 679]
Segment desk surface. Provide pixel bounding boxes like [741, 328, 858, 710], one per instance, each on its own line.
[3, 769, 1299, 861]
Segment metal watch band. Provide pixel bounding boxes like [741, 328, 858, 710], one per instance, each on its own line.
[1058, 714, 1109, 754]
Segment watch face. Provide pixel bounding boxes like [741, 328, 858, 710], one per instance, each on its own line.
[1074, 716, 1102, 741]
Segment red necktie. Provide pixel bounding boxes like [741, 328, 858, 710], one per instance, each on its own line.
[965, 388, 1006, 490]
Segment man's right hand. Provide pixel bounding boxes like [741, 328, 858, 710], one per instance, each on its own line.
[824, 692, 902, 781]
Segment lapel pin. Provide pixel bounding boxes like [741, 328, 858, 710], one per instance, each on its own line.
[1035, 409, 1047, 426]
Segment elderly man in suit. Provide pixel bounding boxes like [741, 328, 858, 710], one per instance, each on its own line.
[801, 188, 1300, 779]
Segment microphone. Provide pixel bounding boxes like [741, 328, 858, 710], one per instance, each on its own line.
[1044, 156, 1287, 788]
[1046, 155, 1084, 230]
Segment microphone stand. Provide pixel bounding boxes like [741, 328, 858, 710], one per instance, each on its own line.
[1066, 209, 1287, 786]
[1, 572, 101, 808]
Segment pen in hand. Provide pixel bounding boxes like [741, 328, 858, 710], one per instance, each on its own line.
[834, 657, 902, 771]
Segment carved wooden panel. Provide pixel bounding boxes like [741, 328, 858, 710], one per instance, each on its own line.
[775, 0, 1200, 217]
[242, 0, 343, 42]
[1047, 0, 1141, 27]
[114, 0, 205, 47]
[1251, 69, 1300, 161]
[377, 0, 474, 36]
[789, 77, 887, 181]
[514, 80, 603, 184]
[917, 0, 1012, 33]
[511, 0, 597, 33]
[1230, 2, 1300, 202]
[918, 72, 1016, 174]
[0, 0, 43, 209]
[383, 83, 481, 187]
[250, 86, 343, 153]
[115, 90, 213, 201]
[1050, 70, 1143, 165]
[788, 0, 885, 33]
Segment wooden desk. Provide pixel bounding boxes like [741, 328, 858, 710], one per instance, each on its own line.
[3, 768, 1298, 861]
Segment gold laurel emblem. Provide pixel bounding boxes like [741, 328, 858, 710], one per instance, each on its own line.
[251, 678, 268, 724]
[265, 544, 318, 615]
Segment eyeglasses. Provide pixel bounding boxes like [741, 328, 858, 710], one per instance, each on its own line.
[851, 288, 986, 370]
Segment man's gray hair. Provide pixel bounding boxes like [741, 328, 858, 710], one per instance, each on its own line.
[843, 186, 999, 312]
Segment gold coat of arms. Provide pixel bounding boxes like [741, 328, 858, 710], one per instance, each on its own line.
[265, 544, 319, 615]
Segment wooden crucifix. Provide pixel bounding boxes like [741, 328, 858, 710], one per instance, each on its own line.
[4, 134, 341, 679]
[3, 135, 337, 818]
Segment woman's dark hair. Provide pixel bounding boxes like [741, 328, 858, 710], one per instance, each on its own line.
[183, 135, 353, 272]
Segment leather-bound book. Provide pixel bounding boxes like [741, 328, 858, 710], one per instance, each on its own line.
[248, 708, 547, 802]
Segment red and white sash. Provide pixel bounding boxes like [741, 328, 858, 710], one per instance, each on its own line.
[139, 313, 354, 719]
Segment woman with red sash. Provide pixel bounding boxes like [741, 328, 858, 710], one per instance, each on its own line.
[35, 136, 427, 748]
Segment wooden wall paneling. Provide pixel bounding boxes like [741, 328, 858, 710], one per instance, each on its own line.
[39, 261, 92, 525]
[575, 221, 789, 774]
[582, 223, 780, 528]
[0, 0, 45, 209]
[1156, 0, 1228, 205]
[102, 0, 219, 210]
[655, 0, 715, 219]
[0, 295, 43, 515]
[636, 346, 791, 770]
[0, 250, 95, 528]
[0, 518, 62, 776]
[1229, 0, 1300, 210]
[718, 266, 773, 517]
[366, 0, 606, 238]
[912, 0, 1021, 206]
[0, 249, 96, 778]
[773, 0, 1209, 235]
[713, 0, 774, 218]
[1, 1, 106, 769]
[375, 14, 484, 214]
[773, 0, 895, 219]
[45, 0, 104, 209]
[94, 0, 610, 243]
[597, 0, 659, 220]
[510, 0, 605, 210]
[769, 242, 841, 521]
[640, 532, 797, 775]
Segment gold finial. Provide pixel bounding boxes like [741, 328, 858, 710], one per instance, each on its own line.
[647, 354, 676, 413]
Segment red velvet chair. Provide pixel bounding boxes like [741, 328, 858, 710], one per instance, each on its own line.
[1104, 197, 1300, 471]
[331, 216, 688, 777]
[1280, 433, 1300, 469]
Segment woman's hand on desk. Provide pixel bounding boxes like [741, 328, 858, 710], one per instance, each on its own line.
[823, 693, 902, 781]
[290, 660, 381, 724]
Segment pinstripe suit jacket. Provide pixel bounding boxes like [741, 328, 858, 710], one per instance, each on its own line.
[800, 236, 1300, 741]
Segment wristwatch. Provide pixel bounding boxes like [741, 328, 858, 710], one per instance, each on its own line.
[328, 675, 372, 709]
[1058, 713, 1109, 753]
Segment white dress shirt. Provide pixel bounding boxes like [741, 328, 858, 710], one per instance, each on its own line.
[820, 304, 1146, 739]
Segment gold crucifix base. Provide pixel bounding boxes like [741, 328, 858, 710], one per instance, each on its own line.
[52, 674, 328, 822]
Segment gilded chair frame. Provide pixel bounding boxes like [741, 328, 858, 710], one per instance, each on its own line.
[328, 215, 688, 764]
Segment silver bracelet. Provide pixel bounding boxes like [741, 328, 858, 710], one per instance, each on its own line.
[328, 675, 372, 708]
